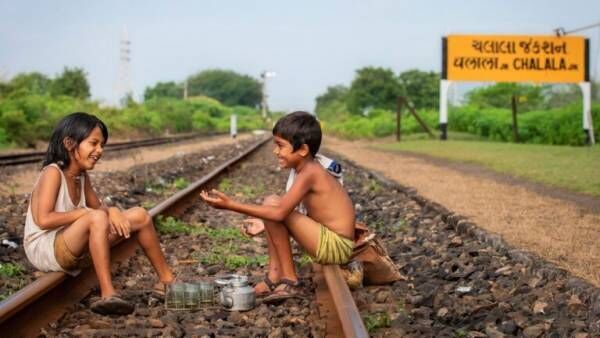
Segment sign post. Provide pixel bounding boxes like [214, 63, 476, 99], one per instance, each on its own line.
[441, 35, 593, 145]
[230, 114, 237, 139]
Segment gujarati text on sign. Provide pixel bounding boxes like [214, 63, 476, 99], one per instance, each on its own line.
[445, 35, 587, 83]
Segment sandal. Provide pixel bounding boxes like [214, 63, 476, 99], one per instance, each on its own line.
[262, 278, 302, 304]
[255, 274, 279, 298]
[90, 294, 134, 315]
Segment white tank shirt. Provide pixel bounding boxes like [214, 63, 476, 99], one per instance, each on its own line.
[24, 163, 86, 275]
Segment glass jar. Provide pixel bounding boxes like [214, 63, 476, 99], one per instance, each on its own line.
[198, 281, 215, 305]
[184, 283, 200, 310]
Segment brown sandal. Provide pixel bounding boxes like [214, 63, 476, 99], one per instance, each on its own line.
[262, 278, 302, 304]
[255, 274, 279, 298]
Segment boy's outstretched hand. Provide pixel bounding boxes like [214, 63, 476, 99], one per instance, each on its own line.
[200, 189, 232, 209]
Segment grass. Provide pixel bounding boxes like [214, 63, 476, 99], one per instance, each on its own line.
[363, 312, 391, 333]
[155, 216, 204, 235]
[377, 139, 600, 196]
[200, 226, 248, 241]
[218, 178, 233, 192]
[186, 222, 266, 270]
[0, 262, 23, 278]
[173, 177, 190, 190]
[0, 263, 25, 301]
[240, 182, 266, 199]
[194, 242, 267, 269]
[145, 177, 191, 195]
[453, 329, 468, 338]
[218, 177, 265, 199]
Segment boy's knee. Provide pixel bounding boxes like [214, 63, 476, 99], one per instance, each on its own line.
[262, 194, 281, 206]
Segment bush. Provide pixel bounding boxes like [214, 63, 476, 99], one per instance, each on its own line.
[0, 94, 265, 147]
[324, 108, 438, 139]
[448, 103, 600, 145]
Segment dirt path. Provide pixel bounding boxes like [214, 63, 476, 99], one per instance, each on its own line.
[323, 136, 600, 287]
[0, 134, 254, 196]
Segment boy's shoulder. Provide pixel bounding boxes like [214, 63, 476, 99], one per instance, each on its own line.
[301, 161, 328, 177]
[296, 162, 333, 187]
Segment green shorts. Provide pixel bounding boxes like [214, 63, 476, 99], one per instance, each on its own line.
[314, 224, 354, 265]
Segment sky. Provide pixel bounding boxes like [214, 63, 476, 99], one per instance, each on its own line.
[1, 1, 600, 112]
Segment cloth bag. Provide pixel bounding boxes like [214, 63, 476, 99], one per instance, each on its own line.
[348, 223, 405, 285]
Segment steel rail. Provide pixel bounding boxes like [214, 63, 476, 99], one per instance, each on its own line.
[0, 132, 213, 166]
[0, 135, 368, 338]
[321, 265, 368, 338]
[0, 136, 268, 336]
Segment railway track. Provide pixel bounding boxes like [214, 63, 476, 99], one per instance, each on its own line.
[2, 134, 598, 336]
[0, 133, 208, 166]
[0, 137, 368, 338]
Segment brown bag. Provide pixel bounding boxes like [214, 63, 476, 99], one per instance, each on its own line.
[350, 223, 405, 285]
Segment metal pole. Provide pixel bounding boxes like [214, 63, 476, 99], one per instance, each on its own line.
[261, 72, 267, 119]
[511, 95, 520, 143]
[396, 97, 402, 142]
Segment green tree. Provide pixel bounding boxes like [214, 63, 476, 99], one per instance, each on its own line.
[398, 69, 440, 109]
[541, 84, 581, 109]
[315, 85, 348, 120]
[347, 67, 401, 115]
[3, 72, 52, 97]
[144, 81, 183, 101]
[467, 83, 544, 112]
[187, 69, 261, 107]
[51, 67, 90, 99]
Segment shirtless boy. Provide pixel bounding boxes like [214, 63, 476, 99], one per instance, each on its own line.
[200, 111, 355, 302]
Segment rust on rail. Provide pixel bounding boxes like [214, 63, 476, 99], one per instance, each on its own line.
[0, 137, 269, 337]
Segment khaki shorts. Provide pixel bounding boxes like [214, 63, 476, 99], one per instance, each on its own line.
[54, 231, 90, 271]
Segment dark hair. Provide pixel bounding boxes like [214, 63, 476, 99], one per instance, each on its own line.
[272, 111, 321, 157]
[43, 112, 108, 169]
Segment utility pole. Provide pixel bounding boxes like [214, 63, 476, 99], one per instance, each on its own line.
[260, 71, 276, 119]
[116, 26, 133, 106]
[183, 80, 188, 100]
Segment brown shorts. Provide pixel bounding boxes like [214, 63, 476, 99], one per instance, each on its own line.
[54, 231, 90, 270]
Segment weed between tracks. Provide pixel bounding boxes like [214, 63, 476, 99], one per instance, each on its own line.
[0, 262, 23, 278]
[363, 312, 391, 333]
[0, 262, 25, 301]
[144, 177, 191, 195]
[219, 178, 266, 199]
[156, 216, 269, 270]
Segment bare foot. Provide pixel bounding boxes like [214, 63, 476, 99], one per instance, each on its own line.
[241, 218, 265, 237]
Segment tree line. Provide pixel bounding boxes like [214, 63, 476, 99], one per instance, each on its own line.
[0, 68, 265, 148]
[315, 66, 599, 145]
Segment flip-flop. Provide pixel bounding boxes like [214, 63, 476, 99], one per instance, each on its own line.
[262, 278, 303, 304]
[255, 274, 279, 298]
[90, 295, 134, 315]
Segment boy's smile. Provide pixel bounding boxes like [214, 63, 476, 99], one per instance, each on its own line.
[273, 135, 303, 169]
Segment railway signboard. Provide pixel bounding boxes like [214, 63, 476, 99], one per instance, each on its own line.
[443, 35, 588, 83]
[439, 34, 594, 145]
